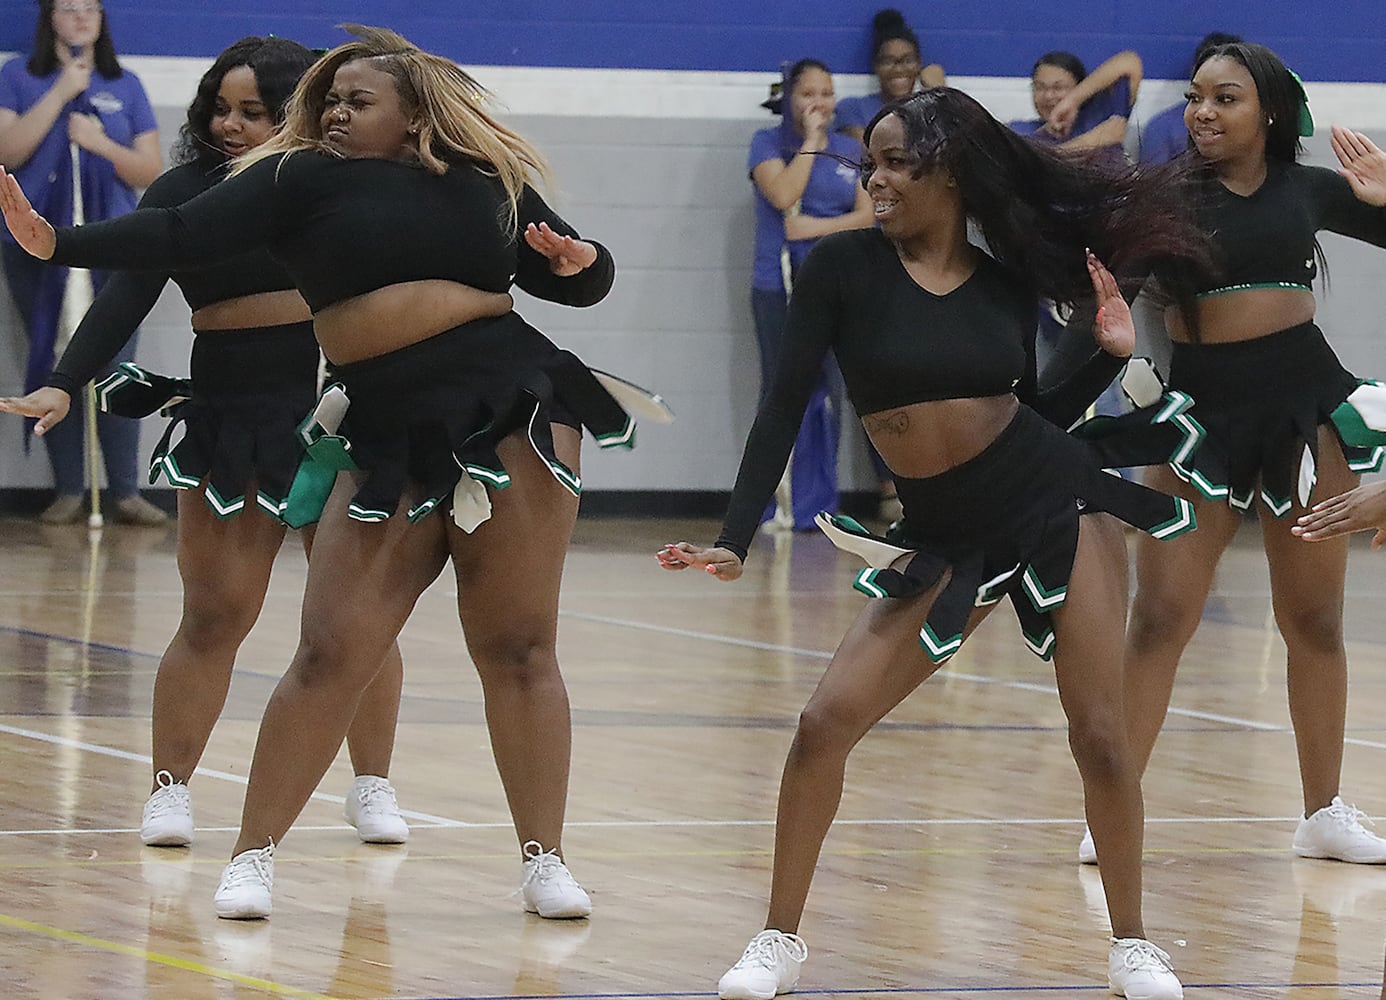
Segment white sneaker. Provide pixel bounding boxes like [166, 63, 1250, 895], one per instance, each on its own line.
[1293, 796, 1386, 863]
[141, 770, 193, 847]
[519, 840, 592, 918]
[1108, 937, 1183, 999]
[1078, 825, 1098, 865]
[344, 775, 409, 844]
[718, 929, 809, 1000]
[214, 842, 275, 920]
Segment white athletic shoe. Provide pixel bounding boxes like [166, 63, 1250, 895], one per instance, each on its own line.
[1293, 796, 1386, 863]
[718, 929, 809, 1000]
[141, 770, 193, 847]
[214, 842, 274, 920]
[1108, 937, 1183, 999]
[519, 840, 592, 918]
[344, 775, 409, 844]
[1078, 825, 1098, 864]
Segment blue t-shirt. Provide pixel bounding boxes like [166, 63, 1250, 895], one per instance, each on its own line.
[1009, 78, 1132, 164]
[1136, 101, 1190, 165]
[749, 122, 864, 291]
[834, 92, 888, 134]
[0, 55, 157, 243]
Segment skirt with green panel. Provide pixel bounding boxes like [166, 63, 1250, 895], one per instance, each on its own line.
[1165, 322, 1386, 515]
[819, 399, 1200, 664]
[95, 321, 320, 521]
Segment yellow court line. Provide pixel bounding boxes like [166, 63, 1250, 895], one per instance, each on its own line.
[0, 911, 339, 999]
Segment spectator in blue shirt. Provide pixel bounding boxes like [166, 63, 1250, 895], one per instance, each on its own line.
[1011, 49, 1142, 165]
[1136, 32, 1243, 165]
[749, 59, 874, 529]
[0, 0, 163, 525]
[836, 9, 946, 143]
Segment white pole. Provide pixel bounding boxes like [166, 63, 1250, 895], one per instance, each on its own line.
[58, 140, 102, 531]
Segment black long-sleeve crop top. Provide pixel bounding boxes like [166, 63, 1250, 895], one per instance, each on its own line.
[715, 228, 1124, 559]
[46, 161, 297, 395]
[49, 149, 615, 314]
[1196, 160, 1386, 297]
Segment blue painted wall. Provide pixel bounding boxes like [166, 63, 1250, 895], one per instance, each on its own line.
[2, 1, 1384, 82]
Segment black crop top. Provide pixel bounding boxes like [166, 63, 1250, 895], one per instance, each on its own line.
[50, 149, 615, 315]
[46, 161, 297, 395]
[716, 228, 1124, 559]
[1196, 160, 1386, 297]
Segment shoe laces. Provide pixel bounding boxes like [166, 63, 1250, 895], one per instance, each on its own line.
[520, 840, 578, 889]
[354, 777, 398, 812]
[146, 770, 189, 819]
[1325, 798, 1376, 832]
[733, 930, 809, 971]
[222, 841, 274, 889]
[1113, 938, 1174, 975]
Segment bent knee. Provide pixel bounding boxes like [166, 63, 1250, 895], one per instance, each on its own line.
[790, 701, 870, 762]
[178, 589, 264, 651]
[1126, 594, 1202, 656]
[1067, 723, 1132, 785]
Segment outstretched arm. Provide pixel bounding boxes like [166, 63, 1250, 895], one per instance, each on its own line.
[1, 155, 280, 270]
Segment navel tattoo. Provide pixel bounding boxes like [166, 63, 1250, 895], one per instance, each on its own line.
[864, 410, 911, 436]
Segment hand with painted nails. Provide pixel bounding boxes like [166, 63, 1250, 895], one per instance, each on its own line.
[1086, 250, 1134, 358]
[655, 541, 744, 581]
[1293, 481, 1386, 548]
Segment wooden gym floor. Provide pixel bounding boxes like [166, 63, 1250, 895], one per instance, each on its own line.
[0, 513, 1383, 998]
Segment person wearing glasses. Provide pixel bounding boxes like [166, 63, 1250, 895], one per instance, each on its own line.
[834, 9, 946, 144]
[1010, 49, 1142, 166]
[0, 0, 165, 525]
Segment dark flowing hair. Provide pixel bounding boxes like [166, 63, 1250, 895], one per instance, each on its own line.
[871, 9, 920, 63]
[27, 0, 121, 78]
[172, 36, 317, 170]
[862, 89, 1213, 317]
[1192, 42, 1306, 163]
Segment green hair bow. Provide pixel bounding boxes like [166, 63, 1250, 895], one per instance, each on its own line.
[1288, 69, 1314, 137]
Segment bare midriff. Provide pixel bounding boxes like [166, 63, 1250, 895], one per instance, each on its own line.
[861, 394, 1019, 480]
[190, 289, 312, 331]
[313, 280, 514, 365]
[1167, 286, 1316, 344]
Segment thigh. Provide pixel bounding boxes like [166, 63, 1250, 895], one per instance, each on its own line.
[1131, 464, 1243, 613]
[1261, 424, 1355, 616]
[801, 573, 998, 740]
[299, 473, 452, 652]
[175, 488, 286, 602]
[450, 424, 583, 656]
[1051, 514, 1129, 722]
